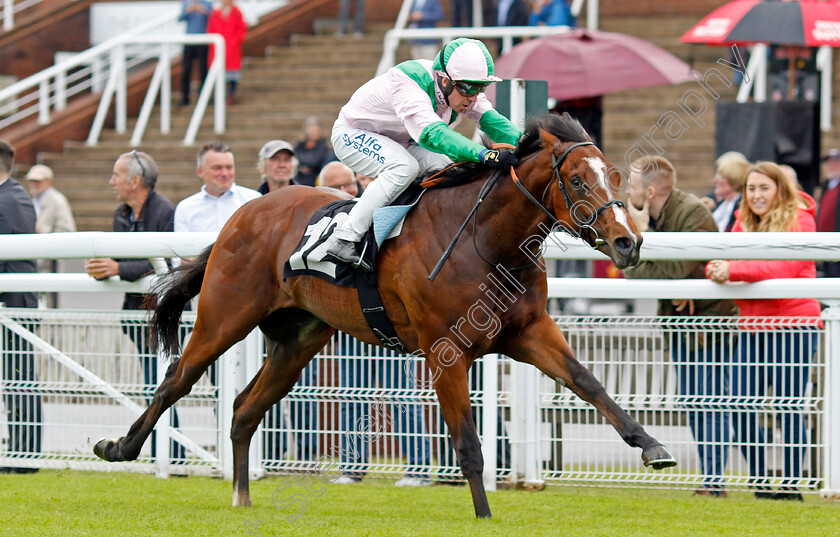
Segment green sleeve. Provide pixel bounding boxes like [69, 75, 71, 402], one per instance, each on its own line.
[479, 110, 523, 147]
[418, 121, 488, 162]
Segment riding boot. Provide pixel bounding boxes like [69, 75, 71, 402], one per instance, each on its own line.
[326, 238, 373, 272]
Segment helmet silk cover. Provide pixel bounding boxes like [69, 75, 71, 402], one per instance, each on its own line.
[433, 38, 502, 83]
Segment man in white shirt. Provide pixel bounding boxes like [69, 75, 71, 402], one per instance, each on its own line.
[174, 141, 260, 234]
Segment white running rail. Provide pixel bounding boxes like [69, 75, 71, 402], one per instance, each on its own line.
[1, 0, 41, 31]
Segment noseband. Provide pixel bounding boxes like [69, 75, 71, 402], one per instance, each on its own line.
[511, 141, 625, 241]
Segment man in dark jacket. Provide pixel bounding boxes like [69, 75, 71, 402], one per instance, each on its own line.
[623, 155, 736, 497]
[84, 151, 184, 461]
[0, 140, 42, 473]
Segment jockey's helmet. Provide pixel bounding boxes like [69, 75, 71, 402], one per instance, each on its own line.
[434, 38, 502, 97]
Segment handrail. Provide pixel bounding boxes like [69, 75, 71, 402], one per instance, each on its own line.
[85, 33, 226, 147]
[0, 9, 179, 132]
[2, 232, 840, 298]
[377, 26, 572, 76]
[1, 0, 41, 32]
[377, 0, 597, 76]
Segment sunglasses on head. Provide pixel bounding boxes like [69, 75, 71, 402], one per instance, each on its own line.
[452, 80, 488, 96]
[129, 150, 147, 180]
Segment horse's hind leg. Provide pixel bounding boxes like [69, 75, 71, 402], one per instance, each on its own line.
[94, 302, 266, 463]
[503, 314, 676, 469]
[230, 309, 335, 507]
[431, 358, 491, 518]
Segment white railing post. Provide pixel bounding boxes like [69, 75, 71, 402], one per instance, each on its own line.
[523, 364, 543, 487]
[156, 349, 172, 478]
[482, 354, 499, 491]
[820, 306, 840, 501]
[817, 46, 833, 131]
[3, 0, 13, 31]
[115, 43, 127, 134]
[244, 329, 264, 479]
[218, 328, 256, 480]
[55, 69, 67, 112]
[160, 44, 171, 135]
[37, 78, 49, 124]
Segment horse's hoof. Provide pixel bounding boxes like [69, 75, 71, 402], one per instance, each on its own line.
[93, 437, 123, 462]
[642, 443, 677, 470]
[232, 489, 253, 507]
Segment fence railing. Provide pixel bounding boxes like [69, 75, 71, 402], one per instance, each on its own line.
[0, 231, 838, 501]
[0, 0, 41, 32]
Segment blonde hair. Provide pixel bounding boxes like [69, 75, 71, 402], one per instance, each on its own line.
[630, 155, 676, 192]
[738, 161, 802, 232]
[715, 159, 749, 192]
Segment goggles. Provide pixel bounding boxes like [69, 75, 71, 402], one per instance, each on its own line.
[452, 80, 489, 96]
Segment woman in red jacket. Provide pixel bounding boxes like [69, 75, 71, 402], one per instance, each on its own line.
[706, 161, 821, 501]
[207, 0, 247, 105]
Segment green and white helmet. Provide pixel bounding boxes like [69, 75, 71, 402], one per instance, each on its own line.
[433, 38, 502, 83]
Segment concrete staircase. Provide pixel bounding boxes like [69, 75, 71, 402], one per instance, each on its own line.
[39, 26, 407, 231]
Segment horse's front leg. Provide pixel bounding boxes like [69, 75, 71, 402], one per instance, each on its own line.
[428, 356, 491, 518]
[501, 314, 676, 470]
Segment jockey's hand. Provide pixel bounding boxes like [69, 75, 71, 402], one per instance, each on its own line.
[481, 149, 518, 170]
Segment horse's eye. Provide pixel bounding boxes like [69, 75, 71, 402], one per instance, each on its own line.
[570, 177, 583, 189]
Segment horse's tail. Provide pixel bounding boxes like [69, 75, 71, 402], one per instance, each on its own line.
[148, 244, 214, 356]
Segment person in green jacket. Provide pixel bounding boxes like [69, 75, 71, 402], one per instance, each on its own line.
[623, 155, 737, 497]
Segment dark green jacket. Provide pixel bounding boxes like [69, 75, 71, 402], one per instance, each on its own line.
[623, 188, 737, 317]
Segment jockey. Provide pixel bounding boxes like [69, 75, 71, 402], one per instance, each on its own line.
[325, 38, 523, 272]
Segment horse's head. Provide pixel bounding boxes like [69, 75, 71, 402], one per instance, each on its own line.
[517, 114, 641, 269]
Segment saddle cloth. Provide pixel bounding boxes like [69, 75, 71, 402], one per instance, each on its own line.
[283, 183, 425, 287]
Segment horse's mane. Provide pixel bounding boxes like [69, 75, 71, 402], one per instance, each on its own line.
[420, 112, 590, 189]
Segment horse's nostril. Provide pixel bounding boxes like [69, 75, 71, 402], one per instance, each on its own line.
[614, 237, 634, 255]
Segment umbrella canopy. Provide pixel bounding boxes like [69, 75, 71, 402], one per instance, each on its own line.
[492, 29, 693, 102]
[680, 0, 840, 47]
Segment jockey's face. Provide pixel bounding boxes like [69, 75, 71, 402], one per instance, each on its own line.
[445, 78, 479, 113]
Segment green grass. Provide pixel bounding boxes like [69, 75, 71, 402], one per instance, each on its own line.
[1, 470, 838, 536]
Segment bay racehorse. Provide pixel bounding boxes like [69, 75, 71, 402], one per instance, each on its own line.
[94, 113, 676, 518]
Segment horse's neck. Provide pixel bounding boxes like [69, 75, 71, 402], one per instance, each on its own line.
[428, 165, 554, 269]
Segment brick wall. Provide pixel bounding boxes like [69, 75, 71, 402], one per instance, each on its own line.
[600, 0, 728, 16]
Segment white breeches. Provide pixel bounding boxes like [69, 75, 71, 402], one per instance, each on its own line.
[330, 116, 452, 241]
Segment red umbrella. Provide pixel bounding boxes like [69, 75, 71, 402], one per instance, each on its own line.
[493, 29, 693, 102]
[680, 0, 840, 47]
[680, 0, 840, 99]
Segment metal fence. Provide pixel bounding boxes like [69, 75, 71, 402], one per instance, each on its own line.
[1, 306, 833, 498]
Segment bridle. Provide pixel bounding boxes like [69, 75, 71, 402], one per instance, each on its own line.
[510, 141, 625, 241]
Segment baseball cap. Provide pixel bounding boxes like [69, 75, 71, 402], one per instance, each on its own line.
[259, 140, 294, 161]
[822, 148, 840, 161]
[25, 164, 54, 181]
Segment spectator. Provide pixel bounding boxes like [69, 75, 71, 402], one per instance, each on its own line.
[355, 172, 374, 191]
[408, 0, 444, 60]
[178, 0, 212, 107]
[710, 159, 749, 232]
[530, 0, 575, 27]
[0, 140, 42, 474]
[207, 0, 247, 106]
[494, 0, 530, 52]
[83, 150, 184, 462]
[257, 140, 299, 194]
[706, 161, 821, 501]
[175, 141, 259, 235]
[623, 156, 736, 497]
[319, 161, 359, 196]
[330, 334, 432, 487]
[25, 164, 76, 307]
[337, 0, 366, 37]
[294, 117, 330, 187]
[700, 151, 749, 211]
[450, 0, 472, 27]
[254, 142, 316, 464]
[817, 148, 840, 276]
